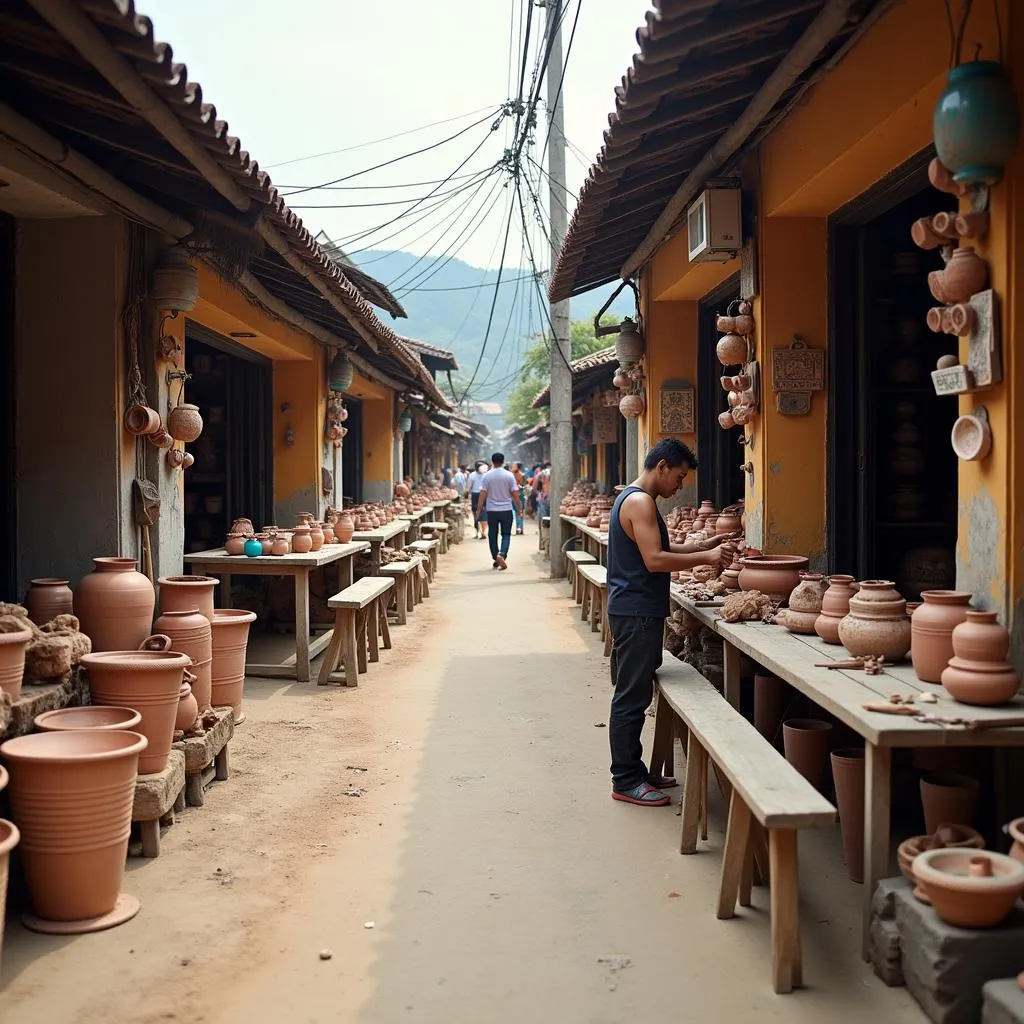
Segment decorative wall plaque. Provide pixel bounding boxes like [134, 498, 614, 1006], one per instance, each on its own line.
[772, 338, 825, 392]
[658, 385, 696, 434]
[592, 406, 619, 445]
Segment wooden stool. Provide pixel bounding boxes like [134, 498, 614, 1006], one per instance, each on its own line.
[319, 576, 396, 686]
[172, 708, 234, 808]
[407, 539, 438, 580]
[421, 521, 449, 553]
[132, 749, 185, 858]
[566, 549, 597, 603]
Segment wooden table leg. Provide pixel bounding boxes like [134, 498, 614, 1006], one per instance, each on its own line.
[367, 602, 380, 663]
[680, 738, 708, 854]
[342, 610, 359, 688]
[294, 568, 311, 682]
[724, 640, 742, 709]
[219, 572, 233, 609]
[340, 555, 354, 588]
[354, 608, 369, 675]
[378, 596, 392, 649]
[769, 828, 802, 993]
[717, 792, 753, 919]
[394, 578, 408, 625]
[863, 743, 892, 960]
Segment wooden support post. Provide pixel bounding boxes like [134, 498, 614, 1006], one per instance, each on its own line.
[680, 738, 708, 854]
[769, 828, 802, 994]
[717, 793, 753, 919]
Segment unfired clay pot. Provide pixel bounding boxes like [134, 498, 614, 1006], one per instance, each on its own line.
[814, 575, 857, 644]
[754, 674, 787, 748]
[334, 513, 355, 544]
[0, 813, 19, 966]
[34, 706, 141, 732]
[309, 523, 325, 551]
[778, 608, 819, 635]
[913, 849, 1024, 928]
[738, 555, 809, 603]
[920, 772, 979, 834]
[157, 575, 217, 622]
[292, 526, 313, 553]
[210, 609, 256, 723]
[167, 403, 204, 443]
[940, 247, 988, 303]
[782, 719, 832, 791]
[832, 748, 865, 883]
[0, 627, 32, 700]
[838, 580, 911, 661]
[76, 558, 155, 653]
[941, 610, 1020, 705]
[153, 609, 213, 711]
[911, 590, 972, 683]
[26, 578, 73, 626]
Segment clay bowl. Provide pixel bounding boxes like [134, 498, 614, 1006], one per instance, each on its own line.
[738, 555, 810, 603]
[34, 707, 143, 732]
[1008, 818, 1024, 864]
[913, 849, 1024, 928]
[898, 825, 985, 883]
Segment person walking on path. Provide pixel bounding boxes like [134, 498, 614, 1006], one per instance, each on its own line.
[606, 439, 737, 807]
[453, 465, 467, 502]
[476, 452, 522, 571]
[511, 462, 526, 535]
[468, 461, 488, 540]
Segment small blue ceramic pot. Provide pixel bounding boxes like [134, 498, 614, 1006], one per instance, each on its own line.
[243, 537, 263, 558]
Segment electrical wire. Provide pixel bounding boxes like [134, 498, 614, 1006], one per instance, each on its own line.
[537, 0, 582, 168]
[394, 272, 535, 293]
[287, 173, 497, 210]
[274, 171, 483, 192]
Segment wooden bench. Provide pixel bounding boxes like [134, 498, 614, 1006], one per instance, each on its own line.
[421, 521, 449, 554]
[380, 559, 421, 624]
[565, 549, 597, 603]
[407, 538, 439, 580]
[650, 655, 836, 994]
[577, 563, 611, 657]
[318, 576, 396, 686]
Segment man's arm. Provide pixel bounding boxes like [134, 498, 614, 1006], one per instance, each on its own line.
[668, 532, 740, 554]
[623, 495, 726, 572]
[477, 488, 488, 516]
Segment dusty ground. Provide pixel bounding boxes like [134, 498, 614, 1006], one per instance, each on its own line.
[1, 523, 923, 1023]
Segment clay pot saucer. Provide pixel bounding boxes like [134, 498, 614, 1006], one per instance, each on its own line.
[913, 849, 1024, 928]
[23, 893, 141, 936]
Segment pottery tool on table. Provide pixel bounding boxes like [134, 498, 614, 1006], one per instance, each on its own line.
[816, 655, 887, 674]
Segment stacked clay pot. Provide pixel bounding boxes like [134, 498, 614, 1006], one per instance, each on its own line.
[779, 573, 827, 634]
[76, 558, 155, 653]
[34, 707, 141, 732]
[838, 580, 911, 661]
[0, 765, 19, 966]
[157, 575, 217, 621]
[940, 610, 1020, 705]
[912, 849, 1024, 928]
[737, 555, 809, 603]
[25, 579, 74, 626]
[153, 608, 213, 711]
[814, 575, 857, 644]
[911, 590, 972, 683]
[210, 609, 256, 723]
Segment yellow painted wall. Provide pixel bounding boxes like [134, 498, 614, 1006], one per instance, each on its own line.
[272, 356, 324, 516]
[362, 390, 395, 501]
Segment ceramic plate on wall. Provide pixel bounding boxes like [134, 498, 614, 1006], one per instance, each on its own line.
[951, 411, 992, 461]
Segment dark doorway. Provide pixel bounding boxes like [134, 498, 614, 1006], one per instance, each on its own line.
[0, 214, 15, 598]
[340, 398, 363, 502]
[828, 153, 959, 596]
[697, 274, 744, 509]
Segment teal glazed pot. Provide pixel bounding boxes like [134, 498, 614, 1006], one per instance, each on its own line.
[243, 537, 263, 558]
[934, 61, 1020, 186]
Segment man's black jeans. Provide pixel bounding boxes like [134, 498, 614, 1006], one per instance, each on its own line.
[487, 509, 514, 560]
[608, 613, 664, 791]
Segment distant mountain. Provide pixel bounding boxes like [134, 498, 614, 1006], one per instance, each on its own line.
[350, 250, 636, 404]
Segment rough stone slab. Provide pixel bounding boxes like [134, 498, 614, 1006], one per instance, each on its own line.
[874, 875, 913, 920]
[896, 884, 1024, 1024]
[870, 917, 905, 987]
[0, 669, 89, 741]
[983, 979, 1024, 1024]
[132, 750, 185, 821]
[172, 707, 234, 773]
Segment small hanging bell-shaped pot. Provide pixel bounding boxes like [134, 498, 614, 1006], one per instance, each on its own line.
[167, 403, 203, 443]
[614, 318, 644, 364]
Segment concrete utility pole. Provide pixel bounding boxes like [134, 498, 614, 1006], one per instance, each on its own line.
[545, 0, 571, 579]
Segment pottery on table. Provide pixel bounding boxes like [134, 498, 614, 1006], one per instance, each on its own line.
[309, 523, 325, 551]
[157, 575, 217, 622]
[76, 558, 155, 653]
[777, 608, 819, 635]
[153, 608, 213, 711]
[210, 609, 256, 724]
[26, 578, 74, 626]
[271, 534, 290, 556]
[832, 748, 865, 883]
[334, 513, 355, 544]
[0, 729, 147, 931]
[738, 555, 809, 603]
[913, 849, 1024, 928]
[291, 526, 313, 553]
[0, 627, 32, 700]
[175, 678, 199, 733]
[789, 573, 827, 615]
[243, 538, 263, 558]
[230, 517, 255, 537]
[911, 590, 972, 683]
[838, 580, 911, 661]
[82, 650, 190, 774]
[814, 575, 857, 644]
[257, 533, 273, 556]
[225, 533, 247, 556]
[782, 719, 832, 791]
[941, 610, 1020, 705]
[34, 706, 142, 732]
[920, 772, 979, 835]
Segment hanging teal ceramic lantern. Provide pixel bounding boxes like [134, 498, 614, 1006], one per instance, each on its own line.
[933, 61, 1020, 186]
[329, 350, 354, 393]
[398, 408, 413, 433]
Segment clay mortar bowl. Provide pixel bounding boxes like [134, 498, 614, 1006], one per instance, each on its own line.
[913, 849, 1024, 928]
[898, 824, 985, 882]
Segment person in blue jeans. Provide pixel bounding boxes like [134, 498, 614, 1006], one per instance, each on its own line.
[476, 452, 522, 571]
[467, 462, 488, 539]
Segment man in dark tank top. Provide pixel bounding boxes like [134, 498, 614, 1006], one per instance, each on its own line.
[606, 439, 737, 807]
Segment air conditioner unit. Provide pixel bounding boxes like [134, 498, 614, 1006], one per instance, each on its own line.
[686, 187, 741, 263]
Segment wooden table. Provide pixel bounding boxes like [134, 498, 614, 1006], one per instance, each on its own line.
[351, 519, 408, 574]
[184, 542, 369, 682]
[670, 589, 1024, 958]
[560, 514, 608, 564]
[398, 508, 432, 543]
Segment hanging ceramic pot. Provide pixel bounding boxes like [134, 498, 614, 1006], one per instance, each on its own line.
[716, 333, 747, 366]
[76, 558, 155, 653]
[612, 369, 629, 390]
[157, 575, 217, 622]
[911, 590, 972, 683]
[619, 394, 645, 420]
[153, 608, 213, 711]
[838, 580, 911, 661]
[614, 318, 644, 363]
[123, 405, 161, 436]
[167, 403, 203, 443]
[940, 247, 988, 303]
[210, 609, 257, 724]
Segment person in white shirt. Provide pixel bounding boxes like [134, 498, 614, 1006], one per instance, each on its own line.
[453, 465, 467, 501]
[467, 462, 488, 539]
[476, 452, 522, 570]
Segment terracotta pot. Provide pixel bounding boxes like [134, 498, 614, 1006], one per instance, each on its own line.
[175, 680, 198, 733]
[0, 628, 32, 700]
[814, 575, 857, 644]
[753, 674, 787, 747]
[1008, 818, 1024, 864]
[76, 558, 155, 654]
[123, 404, 161, 436]
[832, 748, 865, 883]
[0, 729, 147, 928]
[167, 403, 203, 443]
[913, 849, 1024, 928]
[718, 411, 736, 429]
[920, 772, 979, 835]
[153, 609, 213, 711]
[292, 526, 313, 553]
[716, 333, 747, 366]
[0, 815, 18, 966]
[941, 610, 1020, 705]
[738, 555, 809, 603]
[34, 706, 141, 732]
[321, 522, 336, 544]
[210, 609, 256, 724]
[715, 314, 735, 333]
[911, 590, 972, 683]
[838, 580, 911, 661]
[230, 517, 255, 537]
[83, 650, 189, 774]
[948, 609, 1010, 662]
[271, 535, 289, 556]
[782, 719, 832, 790]
[256, 533, 273, 556]
[309, 523, 325, 551]
[619, 393, 645, 419]
[225, 533, 246, 556]
[26, 578, 74, 626]
[716, 511, 741, 534]
[778, 608, 819, 635]
[157, 575, 217, 622]
[941, 247, 988, 303]
[789, 573, 826, 615]
[733, 314, 755, 336]
[911, 216, 945, 250]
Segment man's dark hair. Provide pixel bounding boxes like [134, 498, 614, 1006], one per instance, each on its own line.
[644, 438, 698, 471]
[491, 452, 505, 466]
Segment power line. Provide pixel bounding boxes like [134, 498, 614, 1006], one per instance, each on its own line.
[537, 0, 582, 168]
[287, 173, 496, 210]
[274, 171, 483, 192]
[397, 272, 535, 294]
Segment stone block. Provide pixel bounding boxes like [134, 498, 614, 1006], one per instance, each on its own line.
[0, 669, 90, 741]
[870, 917, 905, 987]
[132, 750, 185, 822]
[172, 707, 234, 773]
[874, 874, 912, 920]
[896, 884, 1024, 1024]
[983, 979, 1024, 1024]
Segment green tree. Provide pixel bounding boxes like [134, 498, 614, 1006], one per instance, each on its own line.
[504, 315, 618, 427]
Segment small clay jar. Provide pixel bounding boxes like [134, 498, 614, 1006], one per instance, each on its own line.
[309, 523, 325, 551]
[911, 590, 972, 683]
[941, 611, 1020, 706]
[175, 678, 199, 733]
[838, 580, 911, 661]
[291, 526, 313, 554]
[334, 513, 355, 544]
[167, 403, 204, 443]
[716, 333, 747, 366]
[257, 533, 273, 556]
[271, 534, 289, 557]
[814, 576, 858, 644]
[229, 518, 255, 537]
[732, 314, 754, 336]
[941, 247, 988, 303]
[26, 578, 74, 626]
[716, 510, 742, 534]
[715, 314, 735, 333]
[778, 608, 819, 635]
[948, 609, 1010, 662]
[789, 573, 827, 615]
[225, 533, 246, 556]
[321, 522, 336, 544]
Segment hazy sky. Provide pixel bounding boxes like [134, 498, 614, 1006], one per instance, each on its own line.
[140, 0, 651, 271]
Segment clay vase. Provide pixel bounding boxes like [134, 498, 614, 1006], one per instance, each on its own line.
[920, 772, 979, 834]
[838, 580, 911, 661]
[716, 510, 742, 534]
[82, 650, 189, 774]
[789, 573, 826, 614]
[0, 812, 18, 967]
[814, 575, 857, 644]
[782, 719, 833, 791]
[230, 517, 255, 537]
[0, 627, 32, 700]
[309, 523, 325, 551]
[321, 522, 335, 544]
[34, 706, 142, 732]
[0, 729, 147, 930]
[912, 849, 1024, 928]
[754, 674, 787, 748]
[911, 590, 972, 683]
[716, 333, 747, 366]
[175, 679, 199, 733]
[941, 247, 988, 303]
[26, 578, 74, 626]
[292, 526, 313, 553]
[157, 575, 217, 622]
[76, 558, 155, 653]
[210, 609, 256, 724]
[153, 609, 213, 711]
[271, 534, 289, 556]
[941, 611, 1020, 705]
[738, 555, 809, 603]
[831, 748, 866, 883]
[225, 533, 246, 556]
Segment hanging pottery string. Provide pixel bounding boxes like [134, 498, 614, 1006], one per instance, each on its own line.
[122, 225, 161, 441]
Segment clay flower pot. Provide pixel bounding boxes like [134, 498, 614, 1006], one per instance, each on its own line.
[941, 247, 988, 303]
[913, 849, 1024, 928]
[831, 748, 865, 883]
[754, 674, 788, 748]
[167, 403, 203, 443]
[941, 610, 1020, 705]
[920, 772, 979, 835]
[157, 575, 217, 622]
[911, 590, 972, 683]
[225, 533, 246, 556]
[0, 814, 18, 965]
[738, 555, 809, 603]
[76, 558, 155, 653]
[175, 679, 199, 733]
[782, 719, 832, 791]
[26, 578, 74, 626]
[82, 650, 190, 774]
[210, 609, 256, 724]
[34, 706, 142, 732]
[814, 575, 857, 644]
[838, 580, 911, 661]
[0, 627, 32, 700]
[0, 729, 147, 932]
[153, 608, 213, 711]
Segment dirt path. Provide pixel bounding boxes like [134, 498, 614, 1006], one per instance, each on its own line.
[2, 524, 920, 1023]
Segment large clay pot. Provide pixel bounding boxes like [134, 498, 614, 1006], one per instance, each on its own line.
[838, 580, 911, 661]
[82, 650, 189, 774]
[0, 813, 18, 966]
[941, 246, 988, 303]
[782, 719, 832, 791]
[815, 575, 857, 644]
[738, 555, 809, 603]
[153, 609, 213, 711]
[941, 610, 1020, 705]
[0, 729, 147, 930]
[911, 590, 972, 683]
[0, 627, 32, 700]
[26, 578, 73, 626]
[34, 706, 141, 732]
[157, 575, 217, 622]
[831, 748, 865, 883]
[210, 609, 256, 724]
[754, 674, 788, 748]
[913, 849, 1024, 928]
[789, 573, 826, 615]
[334, 513, 355, 544]
[715, 510, 742, 534]
[920, 772, 979, 834]
[76, 558, 155, 653]
[716, 333, 747, 366]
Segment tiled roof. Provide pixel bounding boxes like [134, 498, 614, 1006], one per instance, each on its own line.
[400, 337, 460, 372]
[316, 233, 407, 320]
[532, 346, 617, 408]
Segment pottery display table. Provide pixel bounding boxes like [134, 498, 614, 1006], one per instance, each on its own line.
[184, 542, 369, 682]
[560, 515, 608, 565]
[398, 507, 432, 542]
[131, 749, 185, 858]
[171, 707, 234, 807]
[351, 520, 408, 575]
